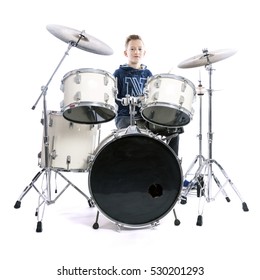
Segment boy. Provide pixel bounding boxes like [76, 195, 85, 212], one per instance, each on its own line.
[113, 34, 181, 155]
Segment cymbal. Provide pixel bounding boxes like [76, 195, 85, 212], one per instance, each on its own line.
[46, 24, 113, 55]
[178, 48, 237, 68]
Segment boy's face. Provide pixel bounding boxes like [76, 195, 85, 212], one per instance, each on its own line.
[124, 39, 146, 67]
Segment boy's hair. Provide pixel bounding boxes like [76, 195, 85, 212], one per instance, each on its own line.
[125, 34, 144, 49]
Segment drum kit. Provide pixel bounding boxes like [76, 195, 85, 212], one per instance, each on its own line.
[14, 24, 248, 232]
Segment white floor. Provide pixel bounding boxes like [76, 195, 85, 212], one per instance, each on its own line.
[2, 151, 258, 280]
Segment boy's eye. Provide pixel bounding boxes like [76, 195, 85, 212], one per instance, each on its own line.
[130, 48, 142, 51]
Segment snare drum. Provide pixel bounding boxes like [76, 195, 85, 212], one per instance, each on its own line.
[60, 68, 117, 124]
[88, 128, 182, 228]
[40, 111, 99, 172]
[141, 74, 196, 127]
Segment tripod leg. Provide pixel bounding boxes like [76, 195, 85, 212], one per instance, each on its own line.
[55, 170, 94, 206]
[35, 196, 47, 233]
[35, 170, 52, 232]
[196, 193, 206, 226]
[15, 167, 98, 232]
[196, 175, 205, 197]
[14, 169, 45, 209]
[14, 183, 34, 209]
[212, 172, 231, 202]
[212, 160, 249, 211]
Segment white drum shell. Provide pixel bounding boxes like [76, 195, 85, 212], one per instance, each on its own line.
[60, 68, 117, 124]
[141, 73, 196, 127]
[40, 111, 99, 171]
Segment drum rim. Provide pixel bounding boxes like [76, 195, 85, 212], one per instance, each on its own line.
[88, 131, 183, 228]
[141, 101, 193, 115]
[141, 102, 193, 127]
[62, 102, 116, 124]
[147, 73, 196, 93]
[62, 101, 116, 112]
[49, 167, 88, 172]
[61, 68, 115, 81]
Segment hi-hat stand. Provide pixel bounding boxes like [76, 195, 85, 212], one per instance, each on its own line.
[179, 49, 249, 226]
[14, 33, 94, 232]
[181, 79, 206, 201]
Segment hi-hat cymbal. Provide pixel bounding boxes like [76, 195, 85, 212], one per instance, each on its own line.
[178, 48, 237, 69]
[46, 24, 114, 55]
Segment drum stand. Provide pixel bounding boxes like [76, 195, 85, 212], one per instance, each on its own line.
[14, 35, 94, 232]
[181, 63, 249, 226]
[14, 168, 94, 232]
[181, 81, 206, 200]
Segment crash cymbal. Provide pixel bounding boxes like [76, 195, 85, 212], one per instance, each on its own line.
[178, 48, 237, 69]
[46, 24, 113, 55]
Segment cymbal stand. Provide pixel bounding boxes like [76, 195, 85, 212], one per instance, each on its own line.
[14, 34, 94, 232]
[182, 56, 249, 226]
[181, 80, 206, 202]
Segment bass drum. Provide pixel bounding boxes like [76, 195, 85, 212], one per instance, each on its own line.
[88, 128, 182, 228]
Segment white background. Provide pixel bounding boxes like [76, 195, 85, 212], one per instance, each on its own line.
[1, 1, 259, 279]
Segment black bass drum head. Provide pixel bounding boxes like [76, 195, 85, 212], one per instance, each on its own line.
[89, 132, 182, 227]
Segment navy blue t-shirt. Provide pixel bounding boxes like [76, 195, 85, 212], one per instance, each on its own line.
[113, 64, 152, 117]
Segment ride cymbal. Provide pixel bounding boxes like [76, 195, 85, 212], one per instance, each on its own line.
[178, 48, 237, 68]
[46, 24, 114, 55]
